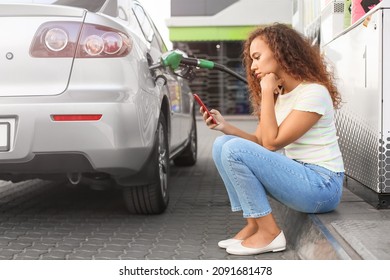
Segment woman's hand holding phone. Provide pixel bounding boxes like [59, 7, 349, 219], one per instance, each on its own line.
[194, 94, 224, 130]
[193, 94, 217, 124]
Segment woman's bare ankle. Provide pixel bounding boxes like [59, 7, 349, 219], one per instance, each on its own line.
[233, 224, 258, 240]
[241, 228, 281, 248]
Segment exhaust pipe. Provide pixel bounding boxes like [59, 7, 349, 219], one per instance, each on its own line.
[67, 172, 82, 185]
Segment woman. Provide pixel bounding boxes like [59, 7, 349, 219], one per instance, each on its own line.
[200, 23, 344, 256]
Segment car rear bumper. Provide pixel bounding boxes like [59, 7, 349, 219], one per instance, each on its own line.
[0, 89, 160, 179]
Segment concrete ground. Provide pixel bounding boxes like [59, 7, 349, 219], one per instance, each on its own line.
[0, 117, 389, 260]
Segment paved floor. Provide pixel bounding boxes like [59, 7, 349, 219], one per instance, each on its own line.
[1, 118, 389, 260]
[0, 118, 296, 260]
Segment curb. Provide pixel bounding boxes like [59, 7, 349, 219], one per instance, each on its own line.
[271, 197, 352, 260]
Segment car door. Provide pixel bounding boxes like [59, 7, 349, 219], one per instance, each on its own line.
[178, 76, 193, 143]
[132, 2, 183, 150]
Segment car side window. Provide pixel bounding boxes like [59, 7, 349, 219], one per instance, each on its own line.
[132, 4, 154, 43]
[149, 20, 168, 53]
[118, 5, 128, 22]
[132, 3, 167, 64]
[116, 0, 144, 38]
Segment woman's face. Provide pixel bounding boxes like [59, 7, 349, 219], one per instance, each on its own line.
[249, 36, 280, 80]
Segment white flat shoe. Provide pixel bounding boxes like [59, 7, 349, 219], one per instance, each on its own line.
[218, 238, 243, 249]
[226, 231, 286, 255]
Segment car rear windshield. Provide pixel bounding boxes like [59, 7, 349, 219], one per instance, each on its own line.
[8, 0, 108, 12]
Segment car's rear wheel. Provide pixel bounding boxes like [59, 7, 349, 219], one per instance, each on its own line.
[123, 113, 169, 214]
[173, 110, 197, 166]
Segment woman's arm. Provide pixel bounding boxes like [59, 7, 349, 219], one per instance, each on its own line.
[200, 107, 262, 144]
[260, 74, 321, 151]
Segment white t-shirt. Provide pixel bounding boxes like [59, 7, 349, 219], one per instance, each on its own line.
[274, 82, 344, 172]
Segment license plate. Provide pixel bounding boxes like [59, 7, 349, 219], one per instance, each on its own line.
[0, 122, 10, 152]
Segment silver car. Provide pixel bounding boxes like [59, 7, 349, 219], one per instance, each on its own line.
[0, 0, 198, 214]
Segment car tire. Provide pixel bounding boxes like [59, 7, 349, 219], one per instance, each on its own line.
[173, 110, 197, 166]
[123, 113, 169, 214]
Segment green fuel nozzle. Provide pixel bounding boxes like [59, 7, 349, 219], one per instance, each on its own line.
[161, 51, 183, 70]
[161, 50, 215, 70]
[155, 50, 247, 84]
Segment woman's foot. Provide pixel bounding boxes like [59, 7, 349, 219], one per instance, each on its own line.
[233, 223, 258, 240]
[226, 231, 286, 255]
[241, 229, 280, 248]
[218, 238, 242, 249]
[218, 222, 258, 249]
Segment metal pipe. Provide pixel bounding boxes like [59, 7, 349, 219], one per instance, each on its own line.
[67, 172, 82, 185]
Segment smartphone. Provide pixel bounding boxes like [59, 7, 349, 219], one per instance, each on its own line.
[193, 94, 217, 124]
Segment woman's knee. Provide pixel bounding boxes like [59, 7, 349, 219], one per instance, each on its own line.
[220, 137, 263, 159]
[212, 135, 236, 160]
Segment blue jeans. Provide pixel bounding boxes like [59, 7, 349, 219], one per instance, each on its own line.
[212, 135, 344, 218]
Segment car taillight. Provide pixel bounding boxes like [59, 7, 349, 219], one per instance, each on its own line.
[30, 22, 80, 57]
[30, 22, 132, 58]
[102, 32, 123, 55]
[77, 25, 132, 58]
[44, 28, 69, 52]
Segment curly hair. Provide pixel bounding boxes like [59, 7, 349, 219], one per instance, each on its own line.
[243, 23, 341, 115]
